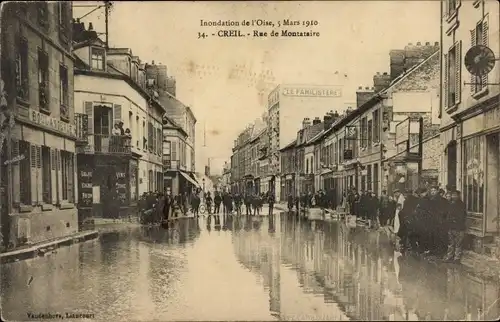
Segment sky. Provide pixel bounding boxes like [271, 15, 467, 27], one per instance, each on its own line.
[73, 1, 440, 175]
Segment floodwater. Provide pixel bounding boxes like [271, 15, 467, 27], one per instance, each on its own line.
[1, 210, 500, 321]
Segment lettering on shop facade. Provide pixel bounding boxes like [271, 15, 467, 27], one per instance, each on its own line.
[116, 171, 128, 204]
[29, 109, 76, 137]
[79, 170, 93, 206]
[282, 87, 342, 98]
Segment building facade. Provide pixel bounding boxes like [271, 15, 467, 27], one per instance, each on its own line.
[73, 22, 165, 221]
[267, 84, 344, 200]
[439, 0, 500, 254]
[162, 113, 199, 196]
[1, 2, 77, 247]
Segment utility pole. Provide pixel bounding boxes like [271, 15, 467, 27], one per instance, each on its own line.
[417, 117, 424, 188]
[104, 1, 110, 49]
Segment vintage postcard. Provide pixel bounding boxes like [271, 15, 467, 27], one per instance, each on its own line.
[1, 0, 500, 321]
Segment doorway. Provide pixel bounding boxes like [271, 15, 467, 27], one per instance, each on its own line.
[486, 133, 499, 235]
[447, 140, 457, 190]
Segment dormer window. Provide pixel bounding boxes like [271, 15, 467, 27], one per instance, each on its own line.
[91, 47, 105, 71]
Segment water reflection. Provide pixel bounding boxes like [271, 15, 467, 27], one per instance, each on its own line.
[233, 213, 500, 321]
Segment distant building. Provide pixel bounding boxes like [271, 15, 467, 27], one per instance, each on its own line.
[266, 84, 344, 200]
[1, 2, 77, 248]
[73, 20, 165, 221]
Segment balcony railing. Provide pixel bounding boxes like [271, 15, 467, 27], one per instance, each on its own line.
[163, 160, 180, 170]
[76, 134, 132, 155]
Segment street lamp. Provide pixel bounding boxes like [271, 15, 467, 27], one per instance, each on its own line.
[202, 178, 205, 193]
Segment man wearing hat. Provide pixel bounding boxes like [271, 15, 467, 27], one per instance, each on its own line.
[443, 189, 466, 263]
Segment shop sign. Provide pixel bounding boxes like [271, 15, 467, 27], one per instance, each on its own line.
[28, 108, 76, 137]
[3, 154, 25, 165]
[78, 169, 93, 206]
[282, 87, 342, 98]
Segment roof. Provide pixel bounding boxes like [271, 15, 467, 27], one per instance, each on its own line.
[297, 122, 324, 147]
[280, 139, 297, 152]
[321, 49, 440, 140]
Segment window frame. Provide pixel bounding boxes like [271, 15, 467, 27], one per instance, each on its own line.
[90, 47, 106, 71]
[16, 36, 29, 102]
[37, 48, 50, 113]
[462, 136, 485, 215]
[59, 64, 69, 121]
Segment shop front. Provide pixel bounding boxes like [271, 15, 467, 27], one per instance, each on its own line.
[282, 173, 295, 199]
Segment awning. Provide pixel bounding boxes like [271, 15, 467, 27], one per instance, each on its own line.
[180, 171, 200, 187]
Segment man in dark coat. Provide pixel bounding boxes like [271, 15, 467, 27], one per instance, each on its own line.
[214, 192, 222, 214]
[398, 189, 420, 254]
[252, 193, 261, 216]
[428, 185, 449, 256]
[234, 193, 242, 215]
[443, 189, 467, 262]
[163, 192, 172, 220]
[378, 190, 391, 226]
[205, 191, 213, 214]
[414, 188, 436, 255]
[268, 191, 275, 216]
[244, 193, 252, 215]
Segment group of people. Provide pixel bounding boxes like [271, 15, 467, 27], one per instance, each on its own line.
[138, 189, 278, 224]
[201, 191, 276, 216]
[344, 185, 467, 262]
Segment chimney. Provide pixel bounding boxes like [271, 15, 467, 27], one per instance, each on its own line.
[356, 86, 374, 108]
[390, 49, 406, 81]
[373, 72, 391, 92]
[302, 117, 311, 129]
[324, 114, 334, 131]
[312, 117, 321, 125]
[88, 22, 94, 31]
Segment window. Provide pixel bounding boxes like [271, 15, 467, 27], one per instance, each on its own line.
[36, 1, 48, 28]
[367, 164, 372, 192]
[444, 41, 462, 109]
[360, 118, 367, 148]
[367, 120, 373, 148]
[148, 122, 153, 153]
[15, 37, 29, 101]
[463, 136, 484, 214]
[57, 2, 70, 44]
[148, 170, 154, 192]
[142, 121, 146, 149]
[156, 128, 162, 155]
[373, 110, 380, 143]
[93, 105, 111, 135]
[446, 0, 460, 17]
[61, 151, 74, 202]
[470, 17, 489, 94]
[172, 141, 177, 161]
[59, 65, 69, 120]
[373, 164, 379, 195]
[163, 141, 171, 166]
[38, 49, 49, 112]
[19, 141, 31, 205]
[91, 48, 105, 71]
[41, 146, 51, 204]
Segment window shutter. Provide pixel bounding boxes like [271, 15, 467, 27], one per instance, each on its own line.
[455, 41, 462, 105]
[51, 149, 57, 204]
[470, 29, 476, 93]
[481, 18, 489, 87]
[85, 101, 93, 151]
[36, 146, 42, 203]
[56, 149, 62, 203]
[443, 53, 448, 108]
[30, 145, 37, 205]
[67, 153, 74, 203]
[11, 140, 20, 204]
[113, 104, 122, 127]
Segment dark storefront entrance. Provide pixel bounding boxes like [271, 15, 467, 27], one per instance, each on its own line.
[77, 154, 138, 225]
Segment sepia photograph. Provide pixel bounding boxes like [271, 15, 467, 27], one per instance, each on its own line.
[0, 0, 500, 320]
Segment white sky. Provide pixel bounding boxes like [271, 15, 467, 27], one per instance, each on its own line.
[73, 1, 440, 174]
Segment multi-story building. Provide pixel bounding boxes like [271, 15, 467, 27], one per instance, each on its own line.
[439, 0, 500, 254]
[230, 118, 266, 195]
[312, 43, 441, 205]
[1, 2, 77, 247]
[267, 84, 344, 200]
[161, 100, 199, 197]
[72, 21, 165, 220]
[221, 161, 231, 192]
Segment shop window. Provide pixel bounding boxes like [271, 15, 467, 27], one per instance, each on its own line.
[148, 170, 154, 191]
[91, 48, 105, 71]
[15, 37, 29, 101]
[59, 64, 69, 120]
[41, 146, 51, 204]
[61, 151, 74, 203]
[462, 136, 484, 213]
[38, 49, 49, 113]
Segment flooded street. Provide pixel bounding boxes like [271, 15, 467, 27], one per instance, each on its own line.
[2, 210, 500, 321]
